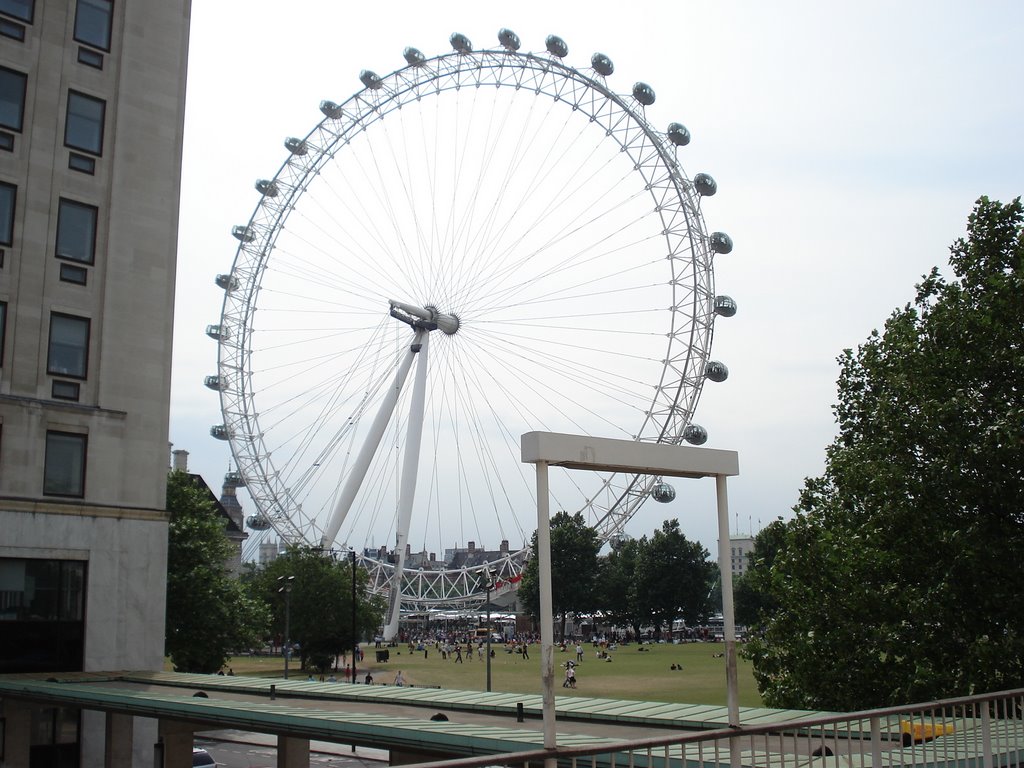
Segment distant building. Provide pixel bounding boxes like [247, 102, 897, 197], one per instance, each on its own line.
[729, 534, 756, 578]
[170, 450, 247, 575]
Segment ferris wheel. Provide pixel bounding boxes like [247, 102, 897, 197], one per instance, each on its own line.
[207, 29, 736, 631]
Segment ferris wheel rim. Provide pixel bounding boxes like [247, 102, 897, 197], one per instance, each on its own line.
[214, 33, 723, 599]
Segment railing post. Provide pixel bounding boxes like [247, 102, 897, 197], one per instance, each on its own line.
[869, 716, 883, 768]
[981, 703, 994, 768]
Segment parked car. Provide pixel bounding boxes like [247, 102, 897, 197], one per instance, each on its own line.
[193, 746, 217, 767]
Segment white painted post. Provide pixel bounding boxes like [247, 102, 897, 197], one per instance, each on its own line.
[716, 474, 741, 768]
[536, 460, 557, 767]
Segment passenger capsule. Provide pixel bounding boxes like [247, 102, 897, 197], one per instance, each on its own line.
[231, 225, 254, 243]
[205, 324, 227, 341]
[693, 173, 717, 197]
[714, 295, 738, 318]
[450, 32, 472, 54]
[710, 232, 733, 254]
[215, 273, 238, 292]
[667, 122, 691, 146]
[683, 424, 708, 446]
[210, 425, 230, 441]
[403, 46, 426, 66]
[705, 361, 729, 383]
[591, 52, 614, 76]
[632, 82, 655, 106]
[246, 513, 272, 530]
[545, 34, 568, 58]
[255, 179, 278, 197]
[609, 532, 632, 551]
[319, 100, 343, 119]
[203, 375, 222, 391]
[498, 28, 520, 51]
[652, 482, 676, 503]
[284, 137, 307, 156]
[359, 69, 382, 90]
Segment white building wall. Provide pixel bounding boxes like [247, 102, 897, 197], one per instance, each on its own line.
[0, 0, 191, 763]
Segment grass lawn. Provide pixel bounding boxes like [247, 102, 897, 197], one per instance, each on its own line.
[213, 642, 763, 708]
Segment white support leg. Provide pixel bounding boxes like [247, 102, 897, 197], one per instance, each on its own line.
[384, 331, 430, 640]
[320, 334, 421, 549]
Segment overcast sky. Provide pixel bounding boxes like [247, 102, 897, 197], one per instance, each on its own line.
[170, 1, 1023, 557]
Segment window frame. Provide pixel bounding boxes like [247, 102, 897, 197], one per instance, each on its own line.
[0, 301, 7, 367]
[0, 0, 33, 23]
[43, 431, 88, 498]
[0, 181, 14, 246]
[55, 198, 97, 265]
[63, 90, 105, 156]
[0, 66, 28, 133]
[46, 312, 90, 380]
[73, 0, 112, 52]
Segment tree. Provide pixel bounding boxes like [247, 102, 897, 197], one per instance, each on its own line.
[253, 546, 385, 674]
[519, 511, 601, 641]
[634, 519, 715, 636]
[745, 198, 1024, 710]
[596, 535, 648, 639]
[733, 518, 787, 629]
[164, 470, 269, 672]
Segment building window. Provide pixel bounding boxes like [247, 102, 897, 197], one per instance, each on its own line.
[47, 313, 90, 378]
[0, 301, 6, 365]
[0, 181, 14, 245]
[55, 198, 96, 263]
[0, 66, 27, 132]
[0, 557, 86, 673]
[0, 17, 26, 40]
[64, 91, 104, 156]
[73, 0, 111, 51]
[59, 263, 88, 285]
[0, 0, 33, 22]
[43, 431, 87, 497]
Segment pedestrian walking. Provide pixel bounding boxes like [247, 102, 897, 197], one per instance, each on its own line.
[394, 670, 405, 687]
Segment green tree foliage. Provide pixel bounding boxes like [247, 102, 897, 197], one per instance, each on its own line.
[733, 519, 787, 629]
[597, 536, 647, 638]
[634, 519, 715, 635]
[745, 198, 1024, 710]
[164, 471, 269, 673]
[519, 511, 601, 640]
[252, 546, 385, 673]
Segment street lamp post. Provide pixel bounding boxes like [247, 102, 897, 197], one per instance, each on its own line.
[350, 548, 358, 684]
[483, 565, 494, 693]
[277, 575, 294, 679]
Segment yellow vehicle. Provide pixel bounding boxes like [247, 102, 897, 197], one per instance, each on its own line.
[900, 718, 954, 745]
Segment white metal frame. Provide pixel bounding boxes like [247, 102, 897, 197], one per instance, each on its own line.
[521, 431, 741, 767]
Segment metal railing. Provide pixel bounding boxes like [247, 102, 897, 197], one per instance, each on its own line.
[395, 688, 1024, 768]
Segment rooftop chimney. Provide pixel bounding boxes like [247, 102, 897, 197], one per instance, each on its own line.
[172, 449, 189, 472]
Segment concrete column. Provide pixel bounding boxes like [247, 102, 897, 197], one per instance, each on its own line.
[157, 721, 194, 768]
[1, 701, 32, 767]
[278, 735, 310, 768]
[105, 713, 134, 768]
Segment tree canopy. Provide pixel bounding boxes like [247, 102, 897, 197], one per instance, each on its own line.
[518, 511, 601, 640]
[164, 471, 269, 673]
[632, 520, 715, 634]
[252, 546, 385, 674]
[745, 198, 1024, 710]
